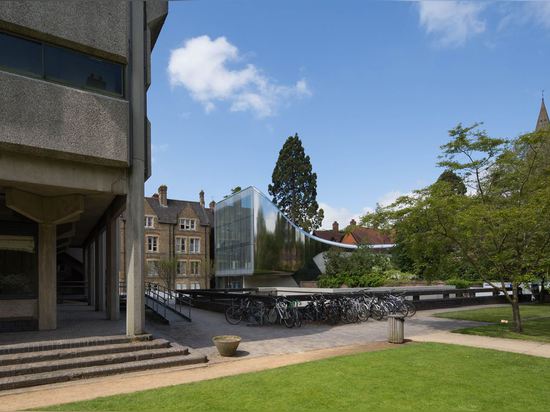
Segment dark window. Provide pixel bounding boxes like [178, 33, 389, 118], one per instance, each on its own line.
[0, 197, 38, 300]
[0, 32, 42, 77]
[0, 31, 124, 97]
[45, 45, 123, 96]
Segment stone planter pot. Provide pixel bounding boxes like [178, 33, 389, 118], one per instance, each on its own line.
[212, 335, 241, 357]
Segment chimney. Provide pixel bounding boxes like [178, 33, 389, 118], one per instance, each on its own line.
[332, 221, 339, 232]
[349, 219, 357, 226]
[199, 190, 205, 207]
[158, 185, 167, 207]
[209, 200, 216, 210]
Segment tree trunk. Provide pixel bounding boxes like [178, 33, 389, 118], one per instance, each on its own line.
[511, 283, 523, 333]
[540, 276, 546, 304]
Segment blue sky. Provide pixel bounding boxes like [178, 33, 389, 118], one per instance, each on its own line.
[147, 0, 550, 229]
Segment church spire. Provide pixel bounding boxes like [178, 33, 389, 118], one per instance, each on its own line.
[536, 92, 550, 131]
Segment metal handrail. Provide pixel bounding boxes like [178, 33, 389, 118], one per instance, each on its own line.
[145, 282, 192, 321]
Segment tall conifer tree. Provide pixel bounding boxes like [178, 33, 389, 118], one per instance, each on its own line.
[268, 133, 324, 231]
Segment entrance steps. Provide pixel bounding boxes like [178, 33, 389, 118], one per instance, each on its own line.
[0, 334, 207, 391]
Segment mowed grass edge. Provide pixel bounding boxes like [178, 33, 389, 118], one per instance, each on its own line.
[434, 304, 550, 343]
[40, 342, 549, 412]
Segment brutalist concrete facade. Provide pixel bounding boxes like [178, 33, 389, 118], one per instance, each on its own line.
[0, 1, 168, 335]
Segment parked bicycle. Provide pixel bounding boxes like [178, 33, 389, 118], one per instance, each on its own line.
[223, 291, 415, 327]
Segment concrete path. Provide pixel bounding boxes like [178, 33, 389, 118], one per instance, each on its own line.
[411, 331, 550, 358]
[0, 341, 397, 412]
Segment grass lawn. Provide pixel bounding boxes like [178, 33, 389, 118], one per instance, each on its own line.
[435, 304, 550, 343]
[42, 343, 550, 412]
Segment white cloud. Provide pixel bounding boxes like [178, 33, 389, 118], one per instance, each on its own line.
[168, 35, 310, 117]
[376, 190, 413, 208]
[418, 1, 486, 47]
[319, 190, 414, 230]
[525, 1, 550, 29]
[318, 203, 373, 230]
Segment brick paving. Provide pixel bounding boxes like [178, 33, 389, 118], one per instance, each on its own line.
[0, 302, 491, 359]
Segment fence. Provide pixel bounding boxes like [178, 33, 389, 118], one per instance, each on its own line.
[178, 285, 530, 313]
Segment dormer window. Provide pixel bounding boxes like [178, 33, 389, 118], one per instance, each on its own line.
[144, 215, 155, 228]
[179, 218, 196, 231]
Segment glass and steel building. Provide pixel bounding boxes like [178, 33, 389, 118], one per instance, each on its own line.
[215, 187, 357, 288]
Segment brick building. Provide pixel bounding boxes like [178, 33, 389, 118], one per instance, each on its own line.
[314, 220, 394, 249]
[120, 185, 215, 291]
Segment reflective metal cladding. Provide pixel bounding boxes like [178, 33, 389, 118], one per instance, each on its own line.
[215, 187, 356, 279]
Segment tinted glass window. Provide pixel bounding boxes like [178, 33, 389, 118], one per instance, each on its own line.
[44, 45, 123, 96]
[0, 32, 42, 77]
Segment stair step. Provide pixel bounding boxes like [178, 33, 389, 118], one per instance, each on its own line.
[0, 353, 208, 391]
[0, 346, 190, 378]
[0, 334, 152, 355]
[0, 339, 171, 366]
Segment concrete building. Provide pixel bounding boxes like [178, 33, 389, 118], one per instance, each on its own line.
[0, 1, 167, 335]
[119, 186, 215, 291]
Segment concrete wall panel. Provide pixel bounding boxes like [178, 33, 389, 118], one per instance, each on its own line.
[0, 0, 128, 59]
[0, 299, 37, 319]
[0, 71, 129, 166]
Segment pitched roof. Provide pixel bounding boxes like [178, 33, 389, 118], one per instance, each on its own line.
[145, 197, 211, 226]
[536, 98, 550, 131]
[348, 227, 394, 245]
[313, 229, 344, 243]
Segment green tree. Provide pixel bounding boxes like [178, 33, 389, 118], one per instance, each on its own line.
[318, 246, 392, 288]
[224, 186, 242, 199]
[153, 258, 178, 291]
[437, 169, 467, 195]
[363, 124, 550, 333]
[268, 133, 324, 232]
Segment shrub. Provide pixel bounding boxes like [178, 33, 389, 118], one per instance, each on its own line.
[446, 278, 472, 289]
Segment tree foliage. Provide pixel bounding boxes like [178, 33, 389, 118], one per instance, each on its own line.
[363, 124, 550, 332]
[224, 186, 242, 199]
[318, 247, 393, 288]
[268, 134, 324, 232]
[155, 258, 178, 291]
[437, 169, 467, 195]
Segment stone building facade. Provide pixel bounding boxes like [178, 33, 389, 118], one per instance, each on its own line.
[120, 185, 215, 291]
[0, 1, 167, 334]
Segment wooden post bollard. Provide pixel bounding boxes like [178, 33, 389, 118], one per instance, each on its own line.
[388, 315, 405, 344]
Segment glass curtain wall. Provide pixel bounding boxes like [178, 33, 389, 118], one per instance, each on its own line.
[215, 189, 254, 276]
[215, 187, 356, 282]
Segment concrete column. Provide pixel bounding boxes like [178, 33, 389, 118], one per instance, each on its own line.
[94, 237, 101, 311]
[98, 231, 106, 312]
[106, 217, 120, 320]
[38, 223, 56, 330]
[89, 241, 96, 308]
[126, 0, 146, 336]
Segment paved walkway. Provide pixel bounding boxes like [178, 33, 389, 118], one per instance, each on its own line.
[0, 303, 489, 359]
[0, 342, 396, 411]
[411, 331, 550, 358]
[5, 302, 548, 410]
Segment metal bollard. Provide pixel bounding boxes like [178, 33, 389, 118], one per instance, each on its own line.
[387, 314, 405, 344]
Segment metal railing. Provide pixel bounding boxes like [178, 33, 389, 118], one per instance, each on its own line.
[145, 282, 192, 322]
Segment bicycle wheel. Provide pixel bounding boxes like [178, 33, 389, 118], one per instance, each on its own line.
[405, 300, 416, 317]
[225, 306, 242, 325]
[370, 305, 385, 321]
[358, 303, 370, 322]
[267, 307, 278, 324]
[293, 309, 302, 328]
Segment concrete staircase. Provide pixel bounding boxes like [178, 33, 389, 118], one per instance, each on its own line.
[0, 334, 207, 391]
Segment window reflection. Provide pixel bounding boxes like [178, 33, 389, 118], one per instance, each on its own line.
[44, 45, 123, 95]
[0, 31, 124, 97]
[0, 32, 42, 77]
